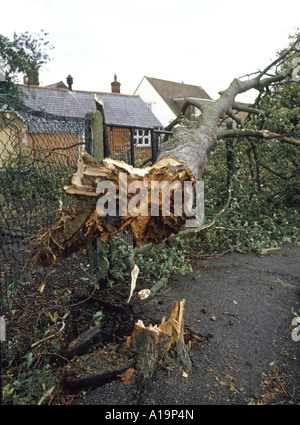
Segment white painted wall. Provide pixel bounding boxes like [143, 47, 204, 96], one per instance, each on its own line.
[134, 77, 176, 128]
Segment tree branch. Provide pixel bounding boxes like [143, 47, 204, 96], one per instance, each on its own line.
[232, 102, 265, 116]
[208, 38, 300, 130]
[226, 109, 243, 127]
[257, 37, 299, 79]
[259, 163, 300, 181]
[217, 128, 300, 147]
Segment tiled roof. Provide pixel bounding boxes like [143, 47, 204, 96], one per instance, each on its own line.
[143, 76, 212, 116]
[17, 85, 162, 128]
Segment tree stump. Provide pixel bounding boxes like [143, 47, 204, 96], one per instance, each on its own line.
[128, 299, 191, 378]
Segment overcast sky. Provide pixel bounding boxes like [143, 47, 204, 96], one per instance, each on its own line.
[1, 0, 299, 102]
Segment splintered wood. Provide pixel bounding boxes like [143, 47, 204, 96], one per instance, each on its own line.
[33, 150, 194, 267]
[64, 151, 194, 246]
[128, 299, 191, 378]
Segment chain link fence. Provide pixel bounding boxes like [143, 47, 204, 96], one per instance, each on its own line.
[0, 93, 89, 281]
[0, 93, 92, 391]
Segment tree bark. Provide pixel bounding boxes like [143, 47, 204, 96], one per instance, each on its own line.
[128, 299, 191, 378]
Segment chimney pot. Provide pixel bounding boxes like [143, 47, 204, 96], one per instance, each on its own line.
[67, 75, 73, 90]
[111, 74, 121, 93]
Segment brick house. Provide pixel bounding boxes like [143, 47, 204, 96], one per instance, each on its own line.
[0, 75, 162, 168]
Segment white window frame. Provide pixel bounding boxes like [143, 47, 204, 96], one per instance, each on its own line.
[134, 129, 151, 147]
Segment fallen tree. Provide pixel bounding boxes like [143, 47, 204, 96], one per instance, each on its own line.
[33, 36, 300, 270]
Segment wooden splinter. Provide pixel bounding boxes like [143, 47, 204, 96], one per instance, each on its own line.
[128, 299, 191, 378]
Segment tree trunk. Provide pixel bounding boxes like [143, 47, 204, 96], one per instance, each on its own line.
[128, 299, 191, 378]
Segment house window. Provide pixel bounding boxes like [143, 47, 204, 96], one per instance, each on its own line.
[134, 129, 151, 147]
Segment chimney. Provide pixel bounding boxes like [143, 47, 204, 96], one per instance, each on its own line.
[111, 74, 121, 93]
[67, 75, 73, 91]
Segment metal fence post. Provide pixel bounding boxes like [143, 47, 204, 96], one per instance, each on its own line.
[130, 127, 135, 167]
[151, 128, 156, 163]
[103, 124, 109, 158]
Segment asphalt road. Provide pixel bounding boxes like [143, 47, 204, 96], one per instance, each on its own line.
[77, 244, 300, 406]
